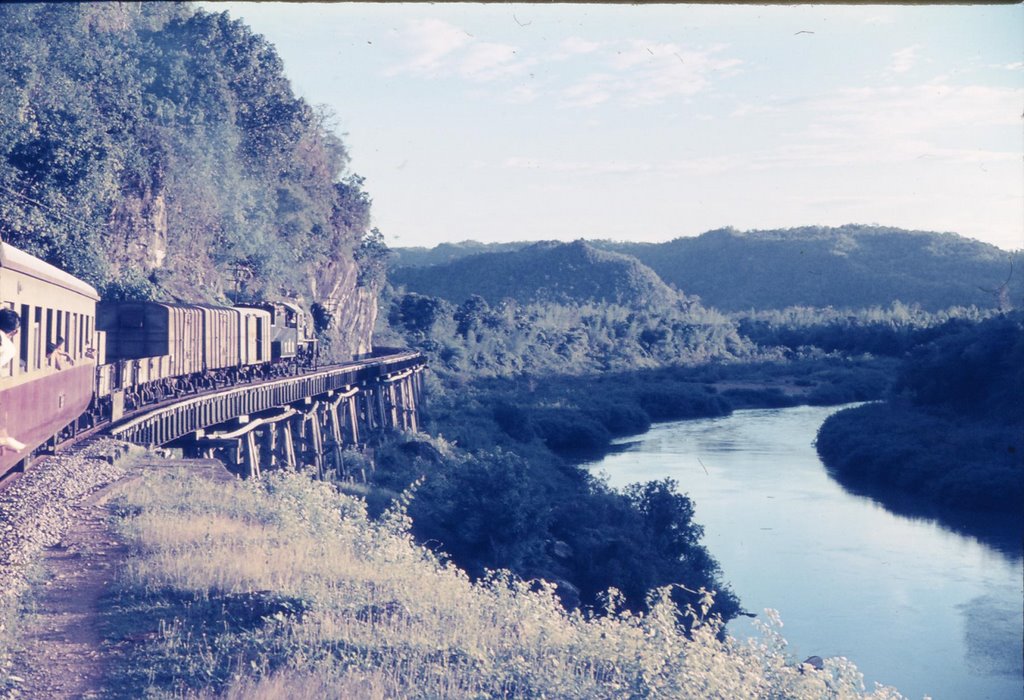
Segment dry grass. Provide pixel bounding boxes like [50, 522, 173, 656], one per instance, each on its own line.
[107, 467, 910, 699]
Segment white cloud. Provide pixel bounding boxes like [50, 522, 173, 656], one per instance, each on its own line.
[560, 73, 615, 107]
[504, 157, 651, 175]
[503, 155, 741, 177]
[821, 82, 1023, 134]
[390, 19, 471, 76]
[387, 19, 530, 83]
[561, 41, 742, 108]
[887, 45, 922, 75]
[390, 22, 742, 106]
[554, 37, 602, 58]
[504, 84, 542, 104]
[458, 41, 524, 81]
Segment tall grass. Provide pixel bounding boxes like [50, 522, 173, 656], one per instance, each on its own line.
[106, 468, 908, 699]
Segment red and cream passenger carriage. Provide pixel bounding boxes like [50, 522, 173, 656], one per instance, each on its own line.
[0, 241, 100, 474]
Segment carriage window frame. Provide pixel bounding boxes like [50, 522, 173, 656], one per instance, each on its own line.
[34, 307, 42, 370]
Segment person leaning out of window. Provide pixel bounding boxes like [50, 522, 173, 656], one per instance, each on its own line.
[46, 336, 74, 370]
[0, 308, 19, 376]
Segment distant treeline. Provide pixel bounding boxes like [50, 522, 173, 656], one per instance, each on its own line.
[378, 290, 762, 378]
[817, 313, 1024, 517]
[736, 303, 996, 358]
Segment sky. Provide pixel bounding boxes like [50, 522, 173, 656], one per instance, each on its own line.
[213, 3, 1023, 252]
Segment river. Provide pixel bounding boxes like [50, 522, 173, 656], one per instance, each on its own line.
[585, 404, 1023, 700]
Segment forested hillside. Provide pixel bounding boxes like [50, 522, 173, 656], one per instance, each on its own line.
[392, 225, 1021, 312]
[0, 3, 381, 356]
[608, 226, 1021, 312]
[390, 240, 681, 308]
[389, 240, 526, 268]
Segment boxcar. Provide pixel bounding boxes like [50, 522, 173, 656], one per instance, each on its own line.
[0, 241, 99, 474]
[237, 301, 316, 362]
[98, 302, 205, 380]
[195, 304, 240, 371]
[235, 305, 271, 367]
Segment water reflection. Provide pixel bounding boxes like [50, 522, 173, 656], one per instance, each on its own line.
[826, 478, 1024, 562]
[587, 404, 1024, 700]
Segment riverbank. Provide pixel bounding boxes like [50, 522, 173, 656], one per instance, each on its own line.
[428, 355, 897, 458]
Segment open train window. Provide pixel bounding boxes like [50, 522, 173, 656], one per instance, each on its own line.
[19, 305, 29, 373]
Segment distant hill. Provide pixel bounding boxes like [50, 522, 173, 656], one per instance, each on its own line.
[390, 241, 527, 268]
[389, 240, 681, 307]
[602, 226, 1021, 312]
[393, 226, 1021, 312]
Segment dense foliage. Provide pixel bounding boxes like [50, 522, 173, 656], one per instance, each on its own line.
[817, 313, 1024, 520]
[358, 434, 740, 621]
[0, 4, 376, 327]
[380, 290, 760, 378]
[374, 257, 900, 620]
[736, 303, 994, 358]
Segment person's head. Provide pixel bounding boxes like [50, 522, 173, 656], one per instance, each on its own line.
[0, 309, 19, 336]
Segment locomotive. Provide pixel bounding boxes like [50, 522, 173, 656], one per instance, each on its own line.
[0, 240, 318, 477]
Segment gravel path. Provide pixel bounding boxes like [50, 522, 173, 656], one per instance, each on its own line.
[0, 440, 134, 699]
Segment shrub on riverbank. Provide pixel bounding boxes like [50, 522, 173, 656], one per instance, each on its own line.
[815, 313, 1024, 519]
[103, 468, 906, 699]
[360, 434, 739, 623]
[817, 402, 1023, 512]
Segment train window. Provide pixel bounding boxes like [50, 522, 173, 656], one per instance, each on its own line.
[18, 305, 29, 375]
[46, 308, 53, 348]
[33, 307, 42, 370]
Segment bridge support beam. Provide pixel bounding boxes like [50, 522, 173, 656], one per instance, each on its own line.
[167, 360, 426, 480]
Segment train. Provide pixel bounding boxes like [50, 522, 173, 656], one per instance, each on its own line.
[0, 240, 319, 477]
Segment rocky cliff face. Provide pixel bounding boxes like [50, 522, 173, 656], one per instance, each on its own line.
[108, 190, 168, 273]
[308, 256, 377, 359]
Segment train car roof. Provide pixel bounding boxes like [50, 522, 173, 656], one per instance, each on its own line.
[0, 240, 99, 301]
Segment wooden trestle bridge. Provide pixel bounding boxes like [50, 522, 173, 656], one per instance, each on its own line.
[107, 349, 427, 479]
